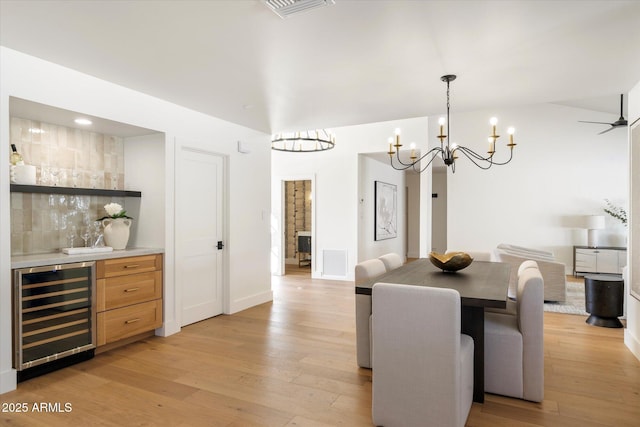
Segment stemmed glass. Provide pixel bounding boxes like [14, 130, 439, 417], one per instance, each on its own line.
[50, 167, 60, 186]
[81, 227, 91, 247]
[67, 226, 77, 248]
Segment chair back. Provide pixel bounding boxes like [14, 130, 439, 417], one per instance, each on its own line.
[515, 267, 544, 402]
[378, 253, 403, 271]
[517, 260, 539, 276]
[355, 259, 386, 285]
[372, 283, 463, 427]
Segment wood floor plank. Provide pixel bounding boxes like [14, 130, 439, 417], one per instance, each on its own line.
[1, 267, 639, 426]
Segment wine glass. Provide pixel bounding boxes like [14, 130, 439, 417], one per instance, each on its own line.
[81, 227, 91, 247]
[50, 167, 60, 186]
[67, 226, 77, 248]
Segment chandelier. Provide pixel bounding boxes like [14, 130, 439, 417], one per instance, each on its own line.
[388, 74, 516, 173]
[271, 129, 336, 152]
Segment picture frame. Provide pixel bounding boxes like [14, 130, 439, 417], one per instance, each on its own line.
[374, 180, 397, 241]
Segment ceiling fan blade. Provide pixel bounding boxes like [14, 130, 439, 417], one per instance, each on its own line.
[597, 126, 616, 135]
[578, 120, 614, 125]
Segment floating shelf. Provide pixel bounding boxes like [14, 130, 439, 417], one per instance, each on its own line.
[10, 184, 142, 198]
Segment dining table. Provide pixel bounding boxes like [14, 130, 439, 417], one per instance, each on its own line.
[355, 258, 511, 403]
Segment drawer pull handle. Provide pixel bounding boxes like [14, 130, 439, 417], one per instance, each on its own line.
[124, 264, 140, 269]
[124, 287, 140, 293]
[125, 318, 141, 324]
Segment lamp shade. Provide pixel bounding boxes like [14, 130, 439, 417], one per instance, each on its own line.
[585, 215, 605, 230]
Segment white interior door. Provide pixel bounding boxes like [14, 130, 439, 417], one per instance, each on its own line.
[177, 147, 224, 326]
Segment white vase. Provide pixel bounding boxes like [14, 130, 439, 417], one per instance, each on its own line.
[102, 218, 131, 250]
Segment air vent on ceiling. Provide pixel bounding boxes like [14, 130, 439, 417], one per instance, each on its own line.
[263, 0, 336, 19]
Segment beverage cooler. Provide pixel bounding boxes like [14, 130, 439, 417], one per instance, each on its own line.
[13, 261, 96, 381]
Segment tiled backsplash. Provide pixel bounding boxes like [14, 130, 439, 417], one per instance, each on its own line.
[10, 117, 127, 255]
[11, 193, 125, 255]
[10, 117, 124, 189]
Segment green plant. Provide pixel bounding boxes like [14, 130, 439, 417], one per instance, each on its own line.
[603, 199, 627, 226]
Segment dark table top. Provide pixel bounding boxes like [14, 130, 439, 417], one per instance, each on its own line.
[355, 259, 511, 309]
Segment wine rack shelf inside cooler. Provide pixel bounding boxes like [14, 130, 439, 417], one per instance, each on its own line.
[14, 261, 96, 371]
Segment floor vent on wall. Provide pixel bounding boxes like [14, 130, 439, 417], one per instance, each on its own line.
[323, 249, 347, 277]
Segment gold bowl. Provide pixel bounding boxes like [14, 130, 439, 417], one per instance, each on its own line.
[428, 251, 474, 272]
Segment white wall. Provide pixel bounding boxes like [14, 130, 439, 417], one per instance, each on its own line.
[124, 133, 166, 249]
[406, 172, 421, 258]
[272, 117, 430, 281]
[0, 47, 272, 393]
[357, 154, 406, 262]
[438, 103, 628, 272]
[431, 167, 447, 253]
[626, 79, 640, 361]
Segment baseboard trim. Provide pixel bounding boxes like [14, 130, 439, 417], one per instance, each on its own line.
[0, 368, 17, 394]
[157, 319, 180, 337]
[228, 290, 273, 314]
[624, 329, 640, 362]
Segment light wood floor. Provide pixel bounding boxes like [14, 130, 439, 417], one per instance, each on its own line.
[2, 269, 639, 426]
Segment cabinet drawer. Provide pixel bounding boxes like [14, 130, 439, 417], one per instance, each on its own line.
[97, 271, 162, 311]
[97, 254, 162, 278]
[97, 300, 162, 346]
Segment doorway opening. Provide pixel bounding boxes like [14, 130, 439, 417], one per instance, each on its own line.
[284, 180, 312, 276]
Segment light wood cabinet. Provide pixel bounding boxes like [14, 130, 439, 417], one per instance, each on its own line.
[96, 254, 162, 349]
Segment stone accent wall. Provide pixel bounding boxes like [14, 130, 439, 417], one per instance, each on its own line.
[10, 117, 126, 255]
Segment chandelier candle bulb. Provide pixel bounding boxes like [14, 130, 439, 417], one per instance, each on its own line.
[394, 128, 402, 147]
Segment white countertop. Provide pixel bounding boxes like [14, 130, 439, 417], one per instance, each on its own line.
[11, 247, 164, 269]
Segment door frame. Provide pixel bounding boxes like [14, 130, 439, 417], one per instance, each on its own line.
[174, 144, 229, 328]
[273, 174, 316, 277]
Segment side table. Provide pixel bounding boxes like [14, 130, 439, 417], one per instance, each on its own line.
[584, 275, 624, 328]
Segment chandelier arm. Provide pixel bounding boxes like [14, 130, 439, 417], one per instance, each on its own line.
[454, 147, 496, 170]
[481, 148, 514, 166]
[390, 146, 444, 171]
[455, 146, 494, 162]
[415, 148, 445, 173]
[393, 145, 442, 167]
[392, 149, 415, 167]
[389, 156, 415, 171]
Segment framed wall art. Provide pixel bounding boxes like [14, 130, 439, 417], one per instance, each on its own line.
[375, 180, 397, 241]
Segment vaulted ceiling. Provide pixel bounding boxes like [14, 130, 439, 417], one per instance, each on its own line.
[1, 0, 640, 134]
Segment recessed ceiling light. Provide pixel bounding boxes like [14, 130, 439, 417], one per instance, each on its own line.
[74, 118, 92, 125]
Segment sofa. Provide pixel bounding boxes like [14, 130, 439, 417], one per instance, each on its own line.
[493, 243, 567, 302]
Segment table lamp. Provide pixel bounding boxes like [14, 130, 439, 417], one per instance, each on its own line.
[585, 215, 605, 247]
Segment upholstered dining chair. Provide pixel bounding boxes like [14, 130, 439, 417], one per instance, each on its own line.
[484, 267, 544, 402]
[371, 283, 474, 427]
[355, 259, 387, 368]
[486, 260, 539, 316]
[378, 252, 403, 272]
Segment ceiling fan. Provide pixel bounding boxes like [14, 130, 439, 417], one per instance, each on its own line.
[579, 94, 628, 135]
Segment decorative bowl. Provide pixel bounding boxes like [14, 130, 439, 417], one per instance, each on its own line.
[428, 251, 474, 272]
